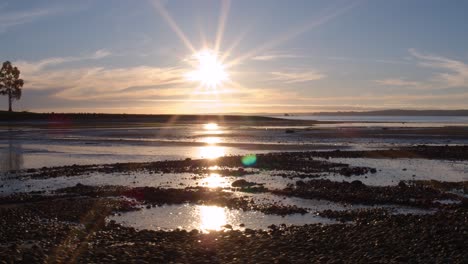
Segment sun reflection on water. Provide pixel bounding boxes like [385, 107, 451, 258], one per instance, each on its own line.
[202, 136, 221, 145]
[199, 145, 225, 159]
[198, 205, 228, 231]
[200, 173, 227, 188]
[198, 122, 225, 158]
[203, 123, 219, 130]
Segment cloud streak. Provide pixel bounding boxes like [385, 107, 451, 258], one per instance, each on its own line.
[0, 7, 60, 33]
[226, 1, 361, 67]
[269, 70, 326, 83]
[16, 50, 111, 73]
[409, 48, 468, 88]
[377, 49, 468, 90]
[10, 49, 468, 113]
[14, 51, 190, 101]
[252, 53, 300, 61]
[375, 78, 423, 88]
[24, 66, 187, 99]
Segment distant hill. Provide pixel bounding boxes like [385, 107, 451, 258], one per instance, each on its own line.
[307, 109, 468, 116]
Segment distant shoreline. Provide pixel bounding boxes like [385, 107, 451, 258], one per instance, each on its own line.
[286, 109, 468, 116]
[2, 110, 468, 127]
[0, 111, 328, 126]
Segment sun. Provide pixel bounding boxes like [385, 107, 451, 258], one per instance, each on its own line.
[186, 49, 228, 88]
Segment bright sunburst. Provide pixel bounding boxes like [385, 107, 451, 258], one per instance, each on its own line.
[186, 49, 228, 88]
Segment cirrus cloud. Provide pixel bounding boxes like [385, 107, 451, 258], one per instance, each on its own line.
[269, 70, 326, 83]
[375, 78, 423, 88]
[376, 49, 468, 90]
[409, 48, 468, 88]
[14, 51, 189, 101]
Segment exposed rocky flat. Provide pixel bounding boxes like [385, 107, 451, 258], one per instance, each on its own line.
[1, 146, 467, 263]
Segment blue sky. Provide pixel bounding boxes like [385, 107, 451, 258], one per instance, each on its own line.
[0, 0, 467, 113]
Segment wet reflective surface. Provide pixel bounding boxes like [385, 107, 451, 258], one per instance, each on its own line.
[200, 173, 230, 188]
[108, 204, 336, 233]
[1, 122, 467, 234]
[0, 140, 24, 172]
[1, 122, 468, 171]
[323, 158, 468, 185]
[1, 157, 467, 194]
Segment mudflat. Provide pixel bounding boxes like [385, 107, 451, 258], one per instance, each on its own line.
[1, 145, 467, 263]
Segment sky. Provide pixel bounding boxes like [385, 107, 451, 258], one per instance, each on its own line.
[0, 0, 467, 114]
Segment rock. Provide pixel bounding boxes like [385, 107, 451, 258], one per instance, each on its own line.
[231, 179, 256, 188]
[351, 180, 363, 186]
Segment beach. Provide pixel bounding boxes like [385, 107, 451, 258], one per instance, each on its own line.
[0, 115, 467, 263]
[3, 0, 468, 262]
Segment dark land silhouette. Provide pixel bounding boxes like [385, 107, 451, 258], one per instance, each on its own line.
[307, 109, 468, 116]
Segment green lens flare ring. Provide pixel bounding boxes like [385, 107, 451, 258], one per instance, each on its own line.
[241, 154, 257, 166]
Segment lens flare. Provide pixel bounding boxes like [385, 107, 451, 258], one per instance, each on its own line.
[241, 154, 257, 166]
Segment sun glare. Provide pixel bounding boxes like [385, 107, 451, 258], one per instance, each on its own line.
[201, 173, 226, 188]
[203, 136, 221, 145]
[199, 146, 225, 159]
[203, 123, 219, 130]
[186, 50, 228, 88]
[198, 205, 227, 231]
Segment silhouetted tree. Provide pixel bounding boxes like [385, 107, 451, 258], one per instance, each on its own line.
[0, 61, 24, 112]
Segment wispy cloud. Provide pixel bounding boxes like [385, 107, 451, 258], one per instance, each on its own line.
[298, 92, 468, 103]
[15, 52, 189, 101]
[16, 52, 289, 105]
[269, 70, 326, 83]
[226, 1, 362, 67]
[252, 53, 299, 61]
[0, 7, 59, 33]
[16, 50, 112, 73]
[209, 90, 468, 112]
[328, 56, 410, 65]
[377, 49, 468, 89]
[375, 78, 423, 88]
[409, 48, 468, 88]
[23, 66, 186, 100]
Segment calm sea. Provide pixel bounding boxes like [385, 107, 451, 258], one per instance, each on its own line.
[277, 115, 468, 124]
